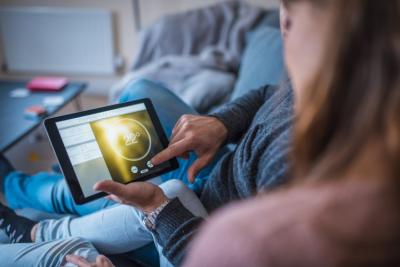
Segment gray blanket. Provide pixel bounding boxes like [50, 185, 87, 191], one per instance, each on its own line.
[110, 0, 266, 113]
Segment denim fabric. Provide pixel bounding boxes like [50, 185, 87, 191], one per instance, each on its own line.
[36, 179, 207, 267]
[5, 171, 116, 216]
[0, 237, 99, 267]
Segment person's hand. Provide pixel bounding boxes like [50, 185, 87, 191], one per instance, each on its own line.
[94, 180, 168, 213]
[152, 115, 228, 182]
[65, 254, 115, 267]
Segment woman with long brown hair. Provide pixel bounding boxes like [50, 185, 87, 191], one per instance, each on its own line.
[184, 0, 400, 266]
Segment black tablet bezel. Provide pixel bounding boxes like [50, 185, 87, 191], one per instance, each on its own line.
[44, 98, 179, 204]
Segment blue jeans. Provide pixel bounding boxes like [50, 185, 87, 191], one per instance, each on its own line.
[0, 237, 99, 267]
[0, 178, 207, 267]
[4, 79, 226, 216]
[35, 179, 208, 267]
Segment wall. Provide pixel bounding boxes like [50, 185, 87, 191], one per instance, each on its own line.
[0, 0, 279, 95]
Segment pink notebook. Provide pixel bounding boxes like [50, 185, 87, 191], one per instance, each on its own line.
[27, 77, 68, 92]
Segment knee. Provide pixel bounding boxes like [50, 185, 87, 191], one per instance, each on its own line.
[160, 179, 190, 193]
[162, 179, 187, 190]
[127, 79, 159, 92]
[161, 179, 208, 217]
[160, 179, 192, 199]
[119, 79, 165, 103]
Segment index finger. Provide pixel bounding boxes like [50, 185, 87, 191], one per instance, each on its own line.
[152, 139, 190, 165]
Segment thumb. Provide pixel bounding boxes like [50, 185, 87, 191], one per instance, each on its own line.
[96, 255, 113, 266]
[187, 153, 213, 183]
[94, 180, 130, 199]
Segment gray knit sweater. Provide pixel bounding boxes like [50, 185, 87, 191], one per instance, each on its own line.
[152, 84, 293, 266]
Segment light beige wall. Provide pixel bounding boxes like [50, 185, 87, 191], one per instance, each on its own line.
[0, 0, 280, 95]
[0, 0, 136, 95]
[139, 0, 280, 27]
[0, 0, 136, 71]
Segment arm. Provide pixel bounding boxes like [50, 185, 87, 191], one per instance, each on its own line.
[152, 198, 204, 266]
[151, 86, 277, 182]
[209, 85, 276, 144]
[64, 200, 202, 267]
[94, 181, 204, 266]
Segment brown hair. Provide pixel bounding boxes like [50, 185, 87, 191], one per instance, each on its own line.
[287, 1, 400, 180]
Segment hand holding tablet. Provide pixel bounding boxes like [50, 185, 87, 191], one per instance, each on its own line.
[45, 99, 178, 204]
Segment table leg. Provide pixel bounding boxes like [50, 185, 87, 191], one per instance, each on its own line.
[74, 96, 82, 111]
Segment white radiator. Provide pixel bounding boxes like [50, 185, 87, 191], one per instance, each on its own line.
[0, 7, 116, 75]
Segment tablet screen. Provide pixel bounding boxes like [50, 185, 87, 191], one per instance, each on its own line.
[55, 102, 171, 197]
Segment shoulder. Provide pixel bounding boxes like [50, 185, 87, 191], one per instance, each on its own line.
[254, 83, 294, 128]
[186, 187, 321, 267]
[186, 180, 394, 267]
[261, 83, 294, 104]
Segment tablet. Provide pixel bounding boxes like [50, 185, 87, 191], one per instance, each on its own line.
[45, 99, 179, 204]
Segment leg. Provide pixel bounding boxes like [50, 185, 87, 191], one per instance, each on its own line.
[153, 179, 208, 267]
[4, 171, 116, 216]
[35, 179, 207, 256]
[1, 152, 115, 216]
[0, 237, 99, 267]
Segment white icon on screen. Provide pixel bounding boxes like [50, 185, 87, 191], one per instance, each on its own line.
[131, 166, 139, 174]
[147, 161, 154, 168]
[140, 168, 149, 174]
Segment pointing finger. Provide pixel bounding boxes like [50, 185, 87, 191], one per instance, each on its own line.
[152, 139, 190, 165]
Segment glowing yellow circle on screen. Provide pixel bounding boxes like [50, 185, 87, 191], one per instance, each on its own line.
[106, 118, 152, 161]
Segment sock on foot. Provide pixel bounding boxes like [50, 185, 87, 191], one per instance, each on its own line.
[0, 203, 36, 243]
